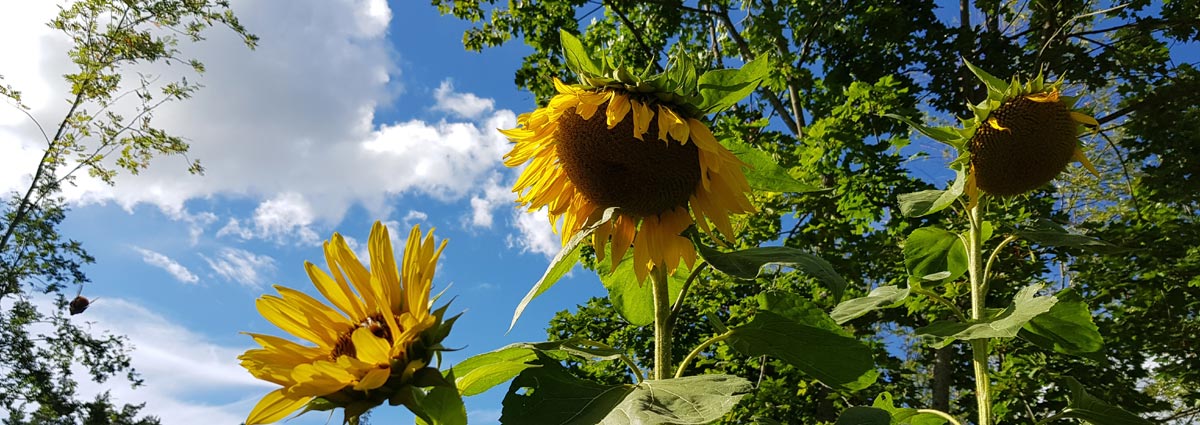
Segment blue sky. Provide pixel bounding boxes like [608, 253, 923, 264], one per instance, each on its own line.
[0, 1, 609, 423]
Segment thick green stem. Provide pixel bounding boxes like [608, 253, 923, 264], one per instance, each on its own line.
[967, 202, 992, 425]
[651, 266, 673, 380]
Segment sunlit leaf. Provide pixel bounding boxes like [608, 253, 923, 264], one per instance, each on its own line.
[722, 138, 822, 193]
[903, 227, 967, 287]
[510, 208, 618, 330]
[897, 168, 965, 217]
[598, 250, 689, 326]
[916, 285, 1057, 345]
[1020, 290, 1104, 357]
[559, 29, 603, 77]
[1016, 219, 1122, 254]
[831, 286, 910, 324]
[697, 56, 770, 114]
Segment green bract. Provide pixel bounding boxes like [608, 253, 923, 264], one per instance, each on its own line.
[559, 29, 770, 117]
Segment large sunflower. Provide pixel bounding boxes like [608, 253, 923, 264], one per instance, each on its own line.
[502, 79, 755, 283]
[239, 222, 449, 424]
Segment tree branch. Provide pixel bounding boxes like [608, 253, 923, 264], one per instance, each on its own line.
[713, 4, 800, 136]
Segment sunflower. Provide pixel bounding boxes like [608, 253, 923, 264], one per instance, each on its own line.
[968, 86, 1099, 198]
[238, 222, 450, 424]
[502, 78, 756, 283]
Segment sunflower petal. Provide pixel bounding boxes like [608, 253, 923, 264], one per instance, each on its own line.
[245, 389, 311, 425]
[1072, 146, 1100, 177]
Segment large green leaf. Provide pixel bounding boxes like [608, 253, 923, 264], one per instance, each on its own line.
[696, 243, 846, 301]
[511, 208, 618, 330]
[1016, 219, 1122, 254]
[413, 372, 468, 425]
[831, 286, 910, 325]
[869, 392, 949, 425]
[696, 56, 770, 114]
[501, 359, 634, 425]
[501, 358, 749, 425]
[834, 407, 891, 425]
[559, 29, 603, 77]
[1060, 377, 1154, 425]
[598, 250, 689, 326]
[721, 138, 822, 193]
[903, 227, 967, 286]
[916, 285, 1057, 345]
[602, 375, 751, 425]
[897, 168, 966, 217]
[963, 59, 1011, 96]
[452, 338, 627, 397]
[1020, 289, 1104, 356]
[884, 113, 966, 150]
[728, 293, 877, 391]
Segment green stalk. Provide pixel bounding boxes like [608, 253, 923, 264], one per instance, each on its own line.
[966, 201, 992, 425]
[651, 266, 673, 380]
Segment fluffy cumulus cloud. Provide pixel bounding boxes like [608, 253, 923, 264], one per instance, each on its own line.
[67, 298, 274, 425]
[133, 247, 200, 284]
[433, 79, 496, 119]
[0, 0, 517, 243]
[508, 207, 561, 258]
[202, 248, 276, 288]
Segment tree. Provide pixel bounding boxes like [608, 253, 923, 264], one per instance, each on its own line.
[436, 0, 1198, 423]
[0, 1, 255, 423]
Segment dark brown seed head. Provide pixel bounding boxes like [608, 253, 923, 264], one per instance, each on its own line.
[969, 95, 1078, 196]
[69, 296, 90, 315]
[554, 100, 701, 217]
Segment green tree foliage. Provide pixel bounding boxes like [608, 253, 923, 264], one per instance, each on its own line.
[438, 0, 1198, 423]
[0, 1, 255, 423]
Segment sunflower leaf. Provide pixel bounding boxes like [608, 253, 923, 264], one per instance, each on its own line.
[916, 285, 1058, 346]
[509, 207, 619, 331]
[903, 226, 968, 287]
[451, 337, 630, 397]
[1016, 219, 1123, 254]
[852, 392, 950, 425]
[1060, 377, 1155, 425]
[559, 29, 603, 77]
[897, 168, 966, 217]
[599, 250, 689, 326]
[727, 292, 878, 391]
[695, 243, 845, 300]
[834, 407, 891, 425]
[721, 138, 822, 193]
[1019, 289, 1104, 357]
[831, 285, 910, 324]
[884, 113, 965, 150]
[413, 370, 468, 425]
[696, 56, 770, 114]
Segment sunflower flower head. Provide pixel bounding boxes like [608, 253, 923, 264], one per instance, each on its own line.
[502, 30, 768, 283]
[238, 222, 460, 425]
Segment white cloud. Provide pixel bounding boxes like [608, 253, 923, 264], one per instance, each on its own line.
[433, 79, 495, 119]
[217, 192, 321, 245]
[469, 173, 517, 228]
[508, 207, 560, 258]
[65, 297, 276, 425]
[202, 248, 276, 288]
[133, 247, 200, 284]
[0, 0, 517, 240]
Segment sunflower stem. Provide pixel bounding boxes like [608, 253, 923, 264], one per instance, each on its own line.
[967, 200, 992, 425]
[651, 266, 673, 380]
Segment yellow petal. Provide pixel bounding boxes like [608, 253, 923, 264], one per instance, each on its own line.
[330, 233, 381, 313]
[255, 296, 336, 348]
[306, 261, 365, 321]
[1072, 145, 1100, 177]
[369, 221, 401, 311]
[606, 94, 631, 129]
[631, 99, 653, 141]
[351, 327, 392, 365]
[1070, 111, 1099, 127]
[354, 367, 390, 391]
[245, 389, 310, 425]
[987, 117, 1008, 131]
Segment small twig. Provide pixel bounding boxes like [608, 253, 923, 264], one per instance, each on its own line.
[603, 0, 662, 71]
